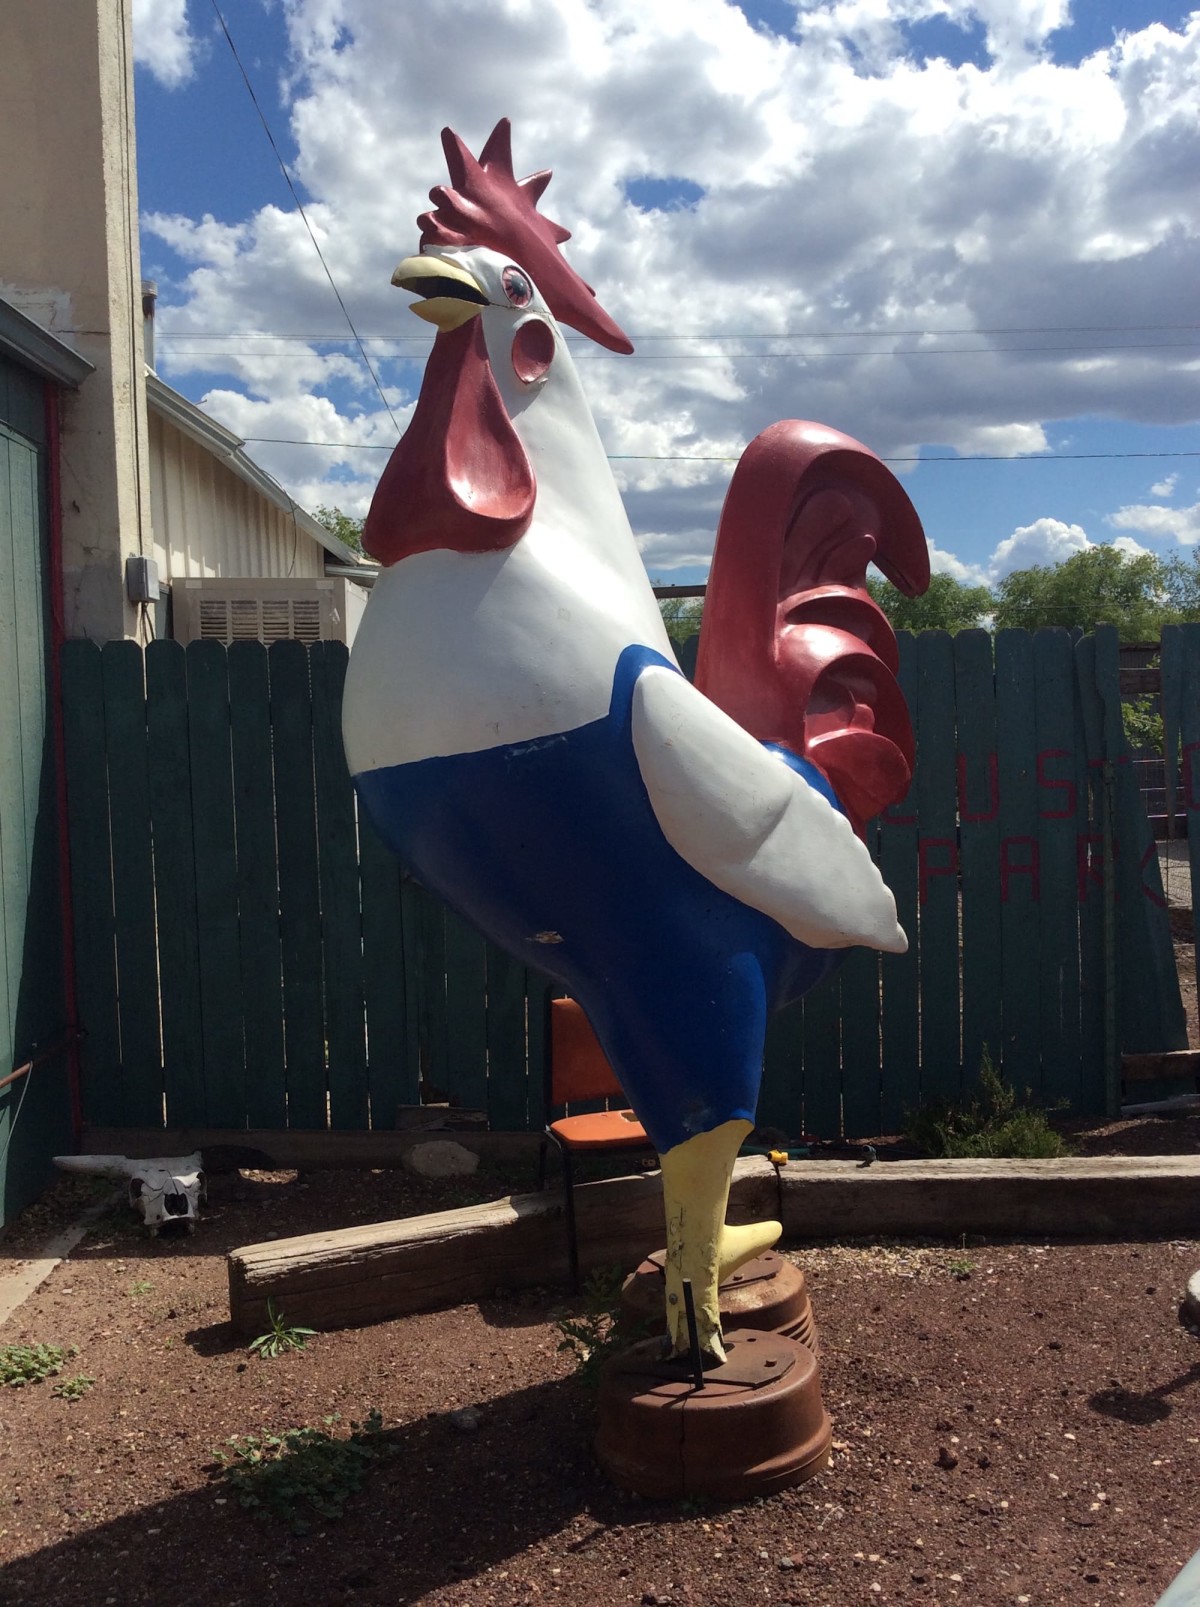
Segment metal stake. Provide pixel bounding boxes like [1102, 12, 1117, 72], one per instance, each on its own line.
[681, 1279, 705, 1390]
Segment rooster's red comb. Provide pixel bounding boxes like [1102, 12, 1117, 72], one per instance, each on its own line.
[418, 119, 633, 355]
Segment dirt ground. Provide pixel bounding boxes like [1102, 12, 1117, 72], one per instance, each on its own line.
[0, 1132, 1199, 1607]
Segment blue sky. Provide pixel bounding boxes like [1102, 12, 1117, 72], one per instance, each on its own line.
[132, 0, 1200, 586]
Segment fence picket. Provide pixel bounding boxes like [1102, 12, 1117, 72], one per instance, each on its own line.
[443, 909, 489, 1113]
[954, 630, 1002, 1084]
[801, 971, 841, 1138]
[186, 641, 244, 1124]
[145, 642, 205, 1126]
[269, 642, 325, 1128]
[879, 631, 920, 1133]
[525, 970, 555, 1132]
[358, 813, 407, 1128]
[916, 631, 960, 1103]
[1073, 634, 1107, 1098]
[228, 642, 286, 1129]
[1095, 627, 1187, 1056]
[761, 998, 805, 1138]
[415, 884, 449, 1100]
[101, 643, 162, 1127]
[995, 630, 1040, 1092]
[1162, 627, 1200, 1016]
[312, 644, 369, 1128]
[485, 944, 530, 1132]
[839, 937, 882, 1139]
[1033, 629, 1084, 1107]
[61, 641, 121, 1125]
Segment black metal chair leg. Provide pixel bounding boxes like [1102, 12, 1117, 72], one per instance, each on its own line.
[561, 1143, 580, 1293]
[536, 1133, 549, 1192]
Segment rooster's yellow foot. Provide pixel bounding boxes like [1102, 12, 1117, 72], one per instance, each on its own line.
[659, 1119, 781, 1364]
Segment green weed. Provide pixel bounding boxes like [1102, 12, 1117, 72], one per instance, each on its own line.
[52, 1373, 95, 1401]
[248, 1302, 317, 1360]
[555, 1265, 637, 1389]
[212, 1410, 386, 1534]
[0, 1343, 77, 1387]
[906, 1053, 1071, 1160]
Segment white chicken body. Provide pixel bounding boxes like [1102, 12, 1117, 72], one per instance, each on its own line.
[342, 247, 675, 776]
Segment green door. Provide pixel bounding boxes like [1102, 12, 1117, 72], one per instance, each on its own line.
[0, 359, 70, 1224]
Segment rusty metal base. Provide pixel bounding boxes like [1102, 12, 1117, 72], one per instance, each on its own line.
[619, 1250, 818, 1352]
[595, 1330, 832, 1501]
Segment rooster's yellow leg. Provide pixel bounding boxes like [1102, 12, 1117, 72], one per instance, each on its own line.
[659, 1118, 782, 1364]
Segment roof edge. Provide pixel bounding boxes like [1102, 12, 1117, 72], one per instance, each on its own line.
[0, 297, 95, 388]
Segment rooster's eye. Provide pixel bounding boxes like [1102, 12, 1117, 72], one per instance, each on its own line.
[502, 267, 533, 307]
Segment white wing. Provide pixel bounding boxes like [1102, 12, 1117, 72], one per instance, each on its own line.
[631, 666, 907, 954]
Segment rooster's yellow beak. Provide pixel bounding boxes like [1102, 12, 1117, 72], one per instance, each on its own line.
[392, 254, 488, 332]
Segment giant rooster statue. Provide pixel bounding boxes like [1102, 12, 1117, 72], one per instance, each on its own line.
[343, 121, 929, 1364]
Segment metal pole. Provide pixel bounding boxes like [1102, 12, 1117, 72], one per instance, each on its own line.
[681, 1280, 706, 1390]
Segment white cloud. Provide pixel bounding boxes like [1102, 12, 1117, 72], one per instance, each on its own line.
[1108, 500, 1200, 546]
[928, 540, 989, 585]
[987, 516, 1091, 577]
[1149, 472, 1178, 497]
[949, 423, 1049, 457]
[132, 0, 199, 88]
[141, 2, 1200, 573]
[1109, 534, 1151, 558]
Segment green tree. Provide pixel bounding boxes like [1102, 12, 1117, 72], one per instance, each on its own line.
[314, 505, 366, 556]
[1161, 550, 1200, 619]
[866, 571, 993, 634]
[991, 546, 1174, 640]
[656, 591, 704, 646]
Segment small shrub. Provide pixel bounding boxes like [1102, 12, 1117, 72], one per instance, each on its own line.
[212, 1410, 386, 1534]
[0, 1343, 76, 1388]
[555, 1265, 636, 1389]
[52, 1374, 95, 1401]
[248, 1302, 316, 1360]
[906, 1054, 1072, 1160]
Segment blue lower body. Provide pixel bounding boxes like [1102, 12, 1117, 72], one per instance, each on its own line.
[353, 646, 843, 1153]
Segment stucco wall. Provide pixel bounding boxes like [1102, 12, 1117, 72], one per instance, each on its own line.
[0, 0, 151, 640]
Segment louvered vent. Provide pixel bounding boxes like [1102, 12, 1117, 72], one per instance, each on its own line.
[175, 579, 349, 645]
[199, 597, 230, 639]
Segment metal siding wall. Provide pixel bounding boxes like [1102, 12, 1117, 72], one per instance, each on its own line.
[149, 411, 323, 586]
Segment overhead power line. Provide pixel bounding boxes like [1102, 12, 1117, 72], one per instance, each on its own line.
[239, 438, 1200, 465]
[158, 321, 1200, 342]
[159, 338, 1200, 361]
[207, 0, 401, 437]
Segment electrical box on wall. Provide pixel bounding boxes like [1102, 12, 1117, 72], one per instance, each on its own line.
[125, 554, 161, 604]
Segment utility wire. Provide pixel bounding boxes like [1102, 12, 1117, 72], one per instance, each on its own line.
[159, 338, 1200, 361]
[207, 0, 401, 437]
[157, 321, 1200, 341]
[239, 438, 1200, 465]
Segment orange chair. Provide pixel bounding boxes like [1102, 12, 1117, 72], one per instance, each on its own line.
[537, 996, 654, 1289]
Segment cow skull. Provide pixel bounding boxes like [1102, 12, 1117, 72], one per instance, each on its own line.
[54, 1153, 206, 1234]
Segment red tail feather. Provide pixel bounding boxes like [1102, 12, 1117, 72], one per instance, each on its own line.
[695, 421, 930, 832]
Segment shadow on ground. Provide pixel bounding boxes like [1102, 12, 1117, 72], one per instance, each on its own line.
[1087, 1358, 1200, 1425]
[0, 1373, 699, 1606]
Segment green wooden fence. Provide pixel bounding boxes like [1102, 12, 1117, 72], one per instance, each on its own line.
[60, 625, 1189, 1142]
